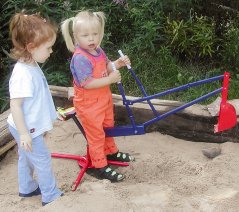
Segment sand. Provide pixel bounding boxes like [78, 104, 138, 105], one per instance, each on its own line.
[1, 118, 239, 212]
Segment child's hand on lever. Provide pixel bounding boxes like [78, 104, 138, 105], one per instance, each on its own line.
[109, 69, 121, 84]
[116, 55, 131, 69]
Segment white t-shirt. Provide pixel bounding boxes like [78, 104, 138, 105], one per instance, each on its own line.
[7, 61, 57, 138]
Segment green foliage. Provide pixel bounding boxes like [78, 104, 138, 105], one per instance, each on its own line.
[173, 66, 223, 103]
[221, 16, 239, 73]
[112, 46, 180, 98]
[44, 71, 71, 86]
[164, 14, 220, 61]
[230, 74, 239, 99]
[0, 72, 10, 113]
[1, 0, 239, 113]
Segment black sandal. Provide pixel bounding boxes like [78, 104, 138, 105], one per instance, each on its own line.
[107, 151, 135, 162]
[87, 165, 124, 182]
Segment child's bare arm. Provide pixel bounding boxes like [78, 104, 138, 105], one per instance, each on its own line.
[10, 98, 32, 151]
[84, 70, 121, 89]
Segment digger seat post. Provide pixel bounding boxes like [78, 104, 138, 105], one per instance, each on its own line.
[52, 107, 129, 191]
[71, 113, 87, 139]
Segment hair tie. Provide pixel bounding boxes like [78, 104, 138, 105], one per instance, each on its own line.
[69, 18, 74, 39]
[93, 12, 98, 18]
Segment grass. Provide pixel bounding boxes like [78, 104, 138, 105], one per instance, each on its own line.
[111, 54, 227, 105]
[1, 54, 237, 113]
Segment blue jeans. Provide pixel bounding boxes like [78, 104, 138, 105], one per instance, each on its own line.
[9, 125, 62, 203]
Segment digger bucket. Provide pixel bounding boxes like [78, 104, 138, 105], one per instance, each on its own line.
[214, 72, 237, 133]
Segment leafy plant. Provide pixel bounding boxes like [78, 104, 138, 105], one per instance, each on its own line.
[221, 17, 239, 73]
[0, 72, 10, 113]
[164, 14, 220, 61]
[44, 70, 71, 86]
[1, 0, 239, 114]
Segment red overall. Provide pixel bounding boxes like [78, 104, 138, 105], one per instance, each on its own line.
[73, 48, 118, 168]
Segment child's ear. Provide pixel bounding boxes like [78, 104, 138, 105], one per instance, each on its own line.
[26, 43, 35, 53]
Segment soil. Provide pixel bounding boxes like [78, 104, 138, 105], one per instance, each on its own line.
[1, 119, 239, 212]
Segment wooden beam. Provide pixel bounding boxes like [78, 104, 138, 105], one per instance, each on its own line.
[0, 140, 16, 156]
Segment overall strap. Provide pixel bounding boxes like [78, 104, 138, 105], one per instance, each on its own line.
[73, 48, 101, 68]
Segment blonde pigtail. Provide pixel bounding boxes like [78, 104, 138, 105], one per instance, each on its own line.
[93, 12, 106, 47]
[61, 17, 75, 52]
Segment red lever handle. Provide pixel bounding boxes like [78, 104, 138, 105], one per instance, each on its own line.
[221, 72, 229, 104]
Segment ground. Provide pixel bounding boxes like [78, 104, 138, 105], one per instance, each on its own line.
[1, 119, 239, 212]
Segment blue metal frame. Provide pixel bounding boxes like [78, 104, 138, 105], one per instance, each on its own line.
[104, 67, 224, 137]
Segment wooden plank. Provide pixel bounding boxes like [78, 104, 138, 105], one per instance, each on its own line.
[0, 110, 10, 129]
[0, 128, 13, 147]
[49, 85, 69, 92]
[67, 86, 185, 107]
[0, 110, 16, 157]
[50, 90, 68, 98]
[49, 85, 69, 98]
[68, 87, 74, 100]
[0, 109, 12, 148]
[0, 140, 16, 156]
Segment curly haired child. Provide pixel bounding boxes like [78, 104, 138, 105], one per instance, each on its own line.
[7, 11, 63, 206]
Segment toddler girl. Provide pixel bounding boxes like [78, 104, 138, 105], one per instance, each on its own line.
[61, 11, 134, 182]
[8, 12, 63, 206]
